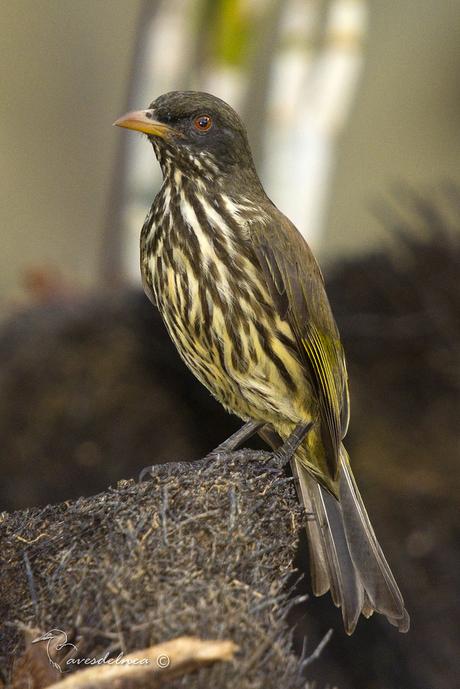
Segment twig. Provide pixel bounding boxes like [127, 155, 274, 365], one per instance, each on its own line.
[301, 628, 333, 670]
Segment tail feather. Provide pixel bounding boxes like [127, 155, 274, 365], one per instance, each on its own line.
[293, 447, 410, 634]
[339, 447, 409, 631]
[293, 458, 364, 634]
[320, 486, 364, 631]
[293, 467, 330, 597]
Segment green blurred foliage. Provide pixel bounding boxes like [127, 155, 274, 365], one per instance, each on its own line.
[195, 0, 256, 67]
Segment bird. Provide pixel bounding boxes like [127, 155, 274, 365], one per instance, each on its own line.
[114, 91, 409, 634]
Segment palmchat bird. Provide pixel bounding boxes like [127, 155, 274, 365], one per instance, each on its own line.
[114, 91, 409, 634]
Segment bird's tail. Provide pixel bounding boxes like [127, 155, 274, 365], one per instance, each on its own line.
[292, 446, 410, 634]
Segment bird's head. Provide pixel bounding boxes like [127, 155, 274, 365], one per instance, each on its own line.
[114, 91, 257, 182]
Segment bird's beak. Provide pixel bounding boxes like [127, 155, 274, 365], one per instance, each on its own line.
[113, 110, 178, 140]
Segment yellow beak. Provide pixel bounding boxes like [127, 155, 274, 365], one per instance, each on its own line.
[113, 110, 178, 140]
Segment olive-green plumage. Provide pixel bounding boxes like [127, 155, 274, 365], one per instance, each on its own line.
[115, 90, 409, 634]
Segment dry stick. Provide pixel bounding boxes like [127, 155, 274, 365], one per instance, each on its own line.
[45, 636, 238, 689]
[301, 628, 334, 670]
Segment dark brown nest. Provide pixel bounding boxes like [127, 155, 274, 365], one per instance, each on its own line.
[0, 452, 314, 688]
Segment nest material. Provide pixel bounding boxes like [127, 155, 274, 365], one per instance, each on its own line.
[0, 452, 311, 689]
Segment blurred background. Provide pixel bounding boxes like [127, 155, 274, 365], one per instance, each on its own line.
[2, 0, 460, 303]
[1, 2, 459, 689]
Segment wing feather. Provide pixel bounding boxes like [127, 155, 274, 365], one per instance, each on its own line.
[250, 213, 349, 480]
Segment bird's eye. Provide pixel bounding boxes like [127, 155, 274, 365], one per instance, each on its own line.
[193, 114, 212, 132]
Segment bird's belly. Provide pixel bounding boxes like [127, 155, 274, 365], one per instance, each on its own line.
[152, 263, 313, 426]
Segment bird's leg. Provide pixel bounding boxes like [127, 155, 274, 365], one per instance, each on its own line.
[271, 421, 314, 468]
[258, 425, 282, 451]
[208, 420, 264, 456]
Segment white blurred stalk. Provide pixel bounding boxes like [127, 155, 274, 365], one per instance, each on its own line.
[263, 0, 368, 248]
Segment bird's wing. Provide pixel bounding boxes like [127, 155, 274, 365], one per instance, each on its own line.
[249, 212, 349, 480]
